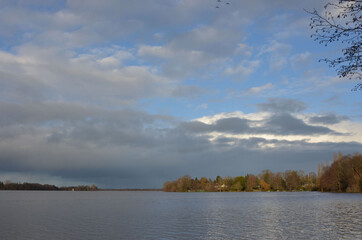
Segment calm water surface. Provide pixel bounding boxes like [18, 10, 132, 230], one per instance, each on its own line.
[0, 191, 361, 240]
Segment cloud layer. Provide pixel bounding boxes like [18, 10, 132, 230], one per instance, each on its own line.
[0, 98, 361, 188]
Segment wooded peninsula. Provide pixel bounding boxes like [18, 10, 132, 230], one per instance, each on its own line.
[163, 153, 362, 193]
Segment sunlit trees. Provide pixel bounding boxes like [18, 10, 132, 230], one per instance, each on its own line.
[204, 180, 217, 192]
[199, 177, 208, 190]
[285, 170, 302, 191]
[246, 174, 258, 191]
[230, 182, 242, 192]
[223, 176, 234, 191]
[259, 170, 271, 185]
[231, 176, 246, 191]
[259, 170, 272, 191]
[175, 175, 192, 192]
[319, 153, 362, 192]
[270, 172, 285, 191]
[163, 181, 171, 191]
[162, 153, 361, 192]
[259, 180, 271, 191]
[304, 172, 317, 191]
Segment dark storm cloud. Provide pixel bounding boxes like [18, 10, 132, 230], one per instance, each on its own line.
[179, 114, 339, 136]
[179, 117, 251, 134]
[308, 113, 349, 125]
[257, 98, 307, 113]
[0, 71, 47, 103]
[214, 136, 238, 146]
[0, 102, 94, 126]
[264, 113, 336, 135]
[0, 102, 171, 127]
[0, 110, 360, 188]
[0, 101, 177, 149]
[178, 121, 212, 133]
[214, 118, 250, 133]
[1, 97, 351, 189]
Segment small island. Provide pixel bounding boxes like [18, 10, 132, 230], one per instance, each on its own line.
[163, 153, 362, 193]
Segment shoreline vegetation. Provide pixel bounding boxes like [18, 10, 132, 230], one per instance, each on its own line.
[1, 153, 360, 193]
[163, 153, 362, 193]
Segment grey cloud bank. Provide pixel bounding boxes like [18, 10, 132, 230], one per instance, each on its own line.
[257, 98, 307, 113]
[308, 113, 349, 125]
[0, 99, 361, 188]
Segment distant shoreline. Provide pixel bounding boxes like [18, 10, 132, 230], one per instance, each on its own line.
[0, 181, 162, 192]
[1, 189, 361, 193]
[98, 189, 163, 191]
[0, 189, 163, 191]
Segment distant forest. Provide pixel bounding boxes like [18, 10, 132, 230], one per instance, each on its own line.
[0, 182, 98, 191]
[163, 153, 362, 193]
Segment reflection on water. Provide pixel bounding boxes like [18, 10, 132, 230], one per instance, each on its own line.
[0, 191, 361, 239]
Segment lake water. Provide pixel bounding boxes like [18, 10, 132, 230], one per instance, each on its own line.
[0, 191, 361, 240]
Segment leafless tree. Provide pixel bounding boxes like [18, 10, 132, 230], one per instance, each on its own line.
[307, 0, 362, 90]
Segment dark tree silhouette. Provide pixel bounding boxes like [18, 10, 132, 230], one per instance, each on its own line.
[307, 0, 362, 91]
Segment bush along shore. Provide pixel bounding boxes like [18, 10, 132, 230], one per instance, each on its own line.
[163, 153, 362, 193]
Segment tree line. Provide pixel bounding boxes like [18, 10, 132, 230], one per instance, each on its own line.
[163, 153, 361, 193]
[0, 181, 98, 191]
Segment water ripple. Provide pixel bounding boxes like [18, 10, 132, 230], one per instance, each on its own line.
[0, 191, 361, 239]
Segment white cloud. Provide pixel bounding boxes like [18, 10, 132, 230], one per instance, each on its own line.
[138, 45, 174, 59]
[290, 52, 312, 68]
[258, 41, 292, 71]
[96, 56, 120, 67]
[72, 46, 135, 69]
[137, 24, 244, 78]
[0, 46, 170, 105]
[234, 43, 253, 57]
[259, 41, 291, 56]
[243, 83, 274, 96]
[138, 44, 222, 78]
[197, 104, 208, 110]
[224, 60, 260, 79]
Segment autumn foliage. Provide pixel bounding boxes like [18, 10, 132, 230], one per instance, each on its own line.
[319, 153, 361, 192]
[163, 153, 361, 193]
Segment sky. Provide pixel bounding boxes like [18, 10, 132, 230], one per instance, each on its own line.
[0, 0, 361, 188]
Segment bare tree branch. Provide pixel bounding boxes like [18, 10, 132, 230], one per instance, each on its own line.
[306, 0, 362, 91]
